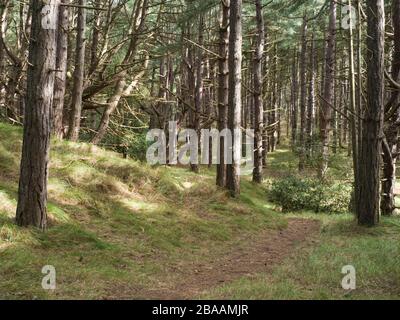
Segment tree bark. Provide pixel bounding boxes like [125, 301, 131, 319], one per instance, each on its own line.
[381, 0, 400, 215]
[357, 0, 385, 226]
[306, 32, 315, 159]
[226, 0, 242, 197]
[291, 50, 298, 149]
[0, 1, 8, 113]
[298, 15, 307, 171]
[347, 0, 360, 214]
[67, 0, 86, 142]
[252, 0, 264, 184]
[269, 42, 277, 153]
[191, 15, 204, 173]
[52, 0, 69, 139]
[319, 0, 336, 178]
[16, 0, 59, 229]
[216, 0, 230, 187]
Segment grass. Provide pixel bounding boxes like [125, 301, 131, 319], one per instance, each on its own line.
[201, 143, 400, 300]
[0, 122, 284, 299]
[202, 214, 400, 300]
[0, 122, 399, 300]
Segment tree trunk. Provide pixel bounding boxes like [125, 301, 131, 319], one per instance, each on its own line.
[89, 0, 101, 76]
[356, 0, 363, 170]
[92, 76, 126, 144]
[306, 32, 315, 159]
[191, 15, 204, 173]
[262, 28, 269, 166]
[381, 0, 400, 216]
[357, 0, 385, 226]
[291, 50, 298, 149]
[269, 42, 277, 153]
[252, 0, 264, 183]
[52, 0, 69, 139]
[216, 0, 230, 187]
[347, 0, 360, 214]
[91, 59, 149, 145]
[381, 138, 396, 215]
[16, 0, 59, 229]
[298, 15, 307, 171]
[226, 0, 242, 197]
[67, 0, 86, 142]
[0, 1, 8, 113]
[319, 0, 336, 178]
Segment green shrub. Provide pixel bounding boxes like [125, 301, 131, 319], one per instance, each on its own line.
[101, 130, 150, 161]
[124, 131, 149, 161]
[268, 176, 351, 214]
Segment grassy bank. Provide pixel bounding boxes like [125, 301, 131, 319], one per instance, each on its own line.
[0, 123, 284, 299]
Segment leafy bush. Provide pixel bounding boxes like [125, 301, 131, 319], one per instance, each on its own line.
[268, 176, 351, 214]
[124, 132, 149, 161]
[101, 130, 150, 161]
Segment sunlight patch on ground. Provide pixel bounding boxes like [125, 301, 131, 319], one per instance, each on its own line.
[48, 178, 67, 195]
[182, 182, 194, 189]
[0, 190, 16, 215]
[63, 163, 97, 184]
[119, 198, 159, 214]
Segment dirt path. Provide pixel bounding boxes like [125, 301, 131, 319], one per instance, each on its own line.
[135, 218, 320, 300]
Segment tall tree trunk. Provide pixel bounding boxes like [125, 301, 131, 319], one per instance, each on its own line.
[357, 0, 385, 226]
[0, 1, 8, 112]
[67, 0, 86, 142]
[216, 0, 230, 187]
[52, 0, 69, 139]
[291, 50, 298, 149]
[269, 42, 277, 153]
[191, 15, 204, 173]
[306, 32, 315, 159]
[89, 0, 101, 76]
[262, 27, 269, 166]
[298, 15, 307, 171]
[381, 138, 396, 215]
[227, 0, 242, 197]
[356, 0, 363, 169]
[252, 0, 264, 183]
[381, 0, 400, 215]
[16, 0, 59, 229]
[277, 84, 282, 146]
[92, 75, 126, 144]
[319, 0, 336, 178]
[348, 0, 360, 214]
[332, 47, 338, 154]
[5, 62, 22, 121]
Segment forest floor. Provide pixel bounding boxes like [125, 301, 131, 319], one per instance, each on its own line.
[0, 123, 399, 300]
[130, 218, 320, 299]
